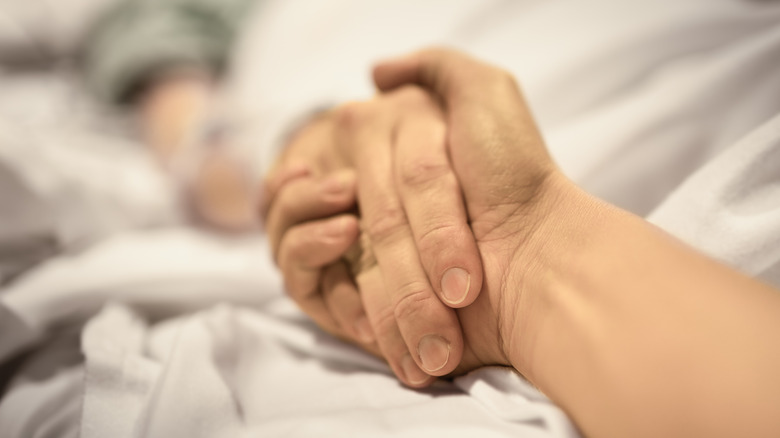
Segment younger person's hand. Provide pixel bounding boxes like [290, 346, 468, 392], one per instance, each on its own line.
[374, 48, 780, 438]
[370, 47, 564, 376]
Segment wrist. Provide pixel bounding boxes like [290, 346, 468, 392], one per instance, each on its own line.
[498, 169, 780, 438]
[498, 172, 613, 381]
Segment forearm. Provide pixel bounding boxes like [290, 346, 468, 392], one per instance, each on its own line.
[510, 174, 780, 438]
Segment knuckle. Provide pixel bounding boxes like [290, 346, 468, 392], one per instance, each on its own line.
[271, 179, 307, 221]
[399, 157, 452, 190]
[280, 268, 310, 301]
[285, 223, 325, 263]
[494, 68, 520, 92]
[393, 281, 435, 322]
[363, 205, 407, 246]
[335, 100, 376, 131]
[274, 187, 298, 217]
[277, 230, 304, 268]
[370, 305, 399, 339]
[416, 222, 463, 256]
[391, 85, 429, 106]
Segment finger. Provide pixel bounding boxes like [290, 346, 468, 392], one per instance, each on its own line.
[372, 47, 510, 103]
[321, 261, 375, 344]
[265, 170, 357, 262]
[277, 214, 359, 336]
[260, 163, 312, 219]
[356, 266, 435, 388]
[373, 48, 549, 214]
[391, 90, 482, 307]
[336, 100, 463, 377]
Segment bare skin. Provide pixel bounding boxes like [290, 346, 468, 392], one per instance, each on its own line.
[137, 62, 485, 386]
[271, 48, 780, 438]
[264, 93, 482, 386]
[138, 69, 257, 231]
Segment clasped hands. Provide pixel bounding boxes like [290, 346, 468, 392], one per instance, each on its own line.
[263, 49, 563, 387]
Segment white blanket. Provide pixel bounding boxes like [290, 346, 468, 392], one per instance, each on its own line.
[0, 228, 578, 437]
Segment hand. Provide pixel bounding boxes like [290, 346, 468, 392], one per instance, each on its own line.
[261, 112, 373, 343]
[374, 48, 780, 438]
[371, 49, 562, 370]
[269, 55, 562, 377]
[373, 49, 558, 237]
[357, 48, 566, 375]
[263, 90, 485, 387]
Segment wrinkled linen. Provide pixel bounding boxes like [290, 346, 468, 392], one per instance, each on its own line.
[1, 0, 780, 437]
[78, 303, 574, 438]
[0, 229, 578, 438]
[0, 70, 180, 285]
[0, 0, 120, 60]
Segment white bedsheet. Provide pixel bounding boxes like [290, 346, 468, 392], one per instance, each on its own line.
[0, 228, 578, 438]
[78, 302, 574, 437]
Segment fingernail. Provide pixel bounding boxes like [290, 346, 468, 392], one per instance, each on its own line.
[401, 353, 430, 386]
[441, 268, 470, 305]
[353, 316, 374, 343]
[417, 335, 451, 373]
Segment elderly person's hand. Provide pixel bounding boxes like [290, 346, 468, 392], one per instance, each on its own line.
[262, 90, 484, 386]
[269, 48, 564, 379]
